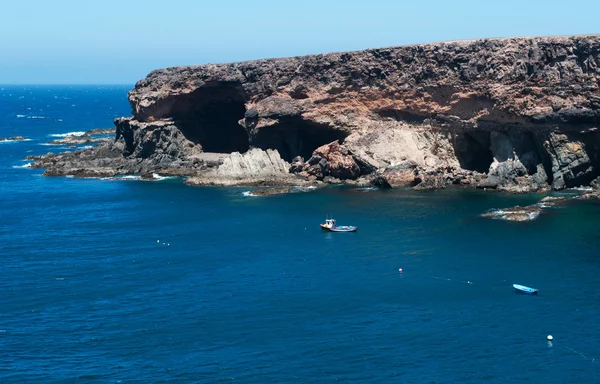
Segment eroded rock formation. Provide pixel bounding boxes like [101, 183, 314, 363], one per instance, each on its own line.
[31, 35, 600, 190]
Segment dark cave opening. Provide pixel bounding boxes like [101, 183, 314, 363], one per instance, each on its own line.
[170, 84, 249, 153]
[453, 131, 493, 173]
[251, 118, 348, 162]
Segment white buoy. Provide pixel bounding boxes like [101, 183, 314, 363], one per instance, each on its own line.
[547, 335, 553, 341]
[398, 268, 403, 273]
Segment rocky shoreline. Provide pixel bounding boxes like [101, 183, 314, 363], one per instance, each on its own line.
[29, 35, 600, 194]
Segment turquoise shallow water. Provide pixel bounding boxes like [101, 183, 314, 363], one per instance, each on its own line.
[1, 86, 600, 383]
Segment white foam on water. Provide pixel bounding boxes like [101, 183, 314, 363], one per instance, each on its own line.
[571, 186, 593, 192]
[290, 186, 318, 192]
[0, 139, 32, 144]
[152, 173, 178, 181]
[242, 191, 257, 197]
[12, 163, 32, 169]
[49, 131, 86, 137]
[16, 114, 46, 119]
[101, 175, 142, 181]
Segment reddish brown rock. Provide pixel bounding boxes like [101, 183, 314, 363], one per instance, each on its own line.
[312, 141, 361, 180]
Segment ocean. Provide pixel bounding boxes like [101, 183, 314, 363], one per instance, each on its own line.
[1, 85, 599, 383]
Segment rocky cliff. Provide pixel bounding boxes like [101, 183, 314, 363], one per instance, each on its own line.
[33, 35, 600, 191]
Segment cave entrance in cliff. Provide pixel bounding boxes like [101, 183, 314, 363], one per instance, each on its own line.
[251, 118, 348, 162]
[171, 83, 249, 153]
[454, 132, 493, 173]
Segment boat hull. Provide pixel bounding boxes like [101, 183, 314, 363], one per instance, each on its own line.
[327, 226, 357, 232]
[513, 284, 538, 295]
[320, 224, 357, 232]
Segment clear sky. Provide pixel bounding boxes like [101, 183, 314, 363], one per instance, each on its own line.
[1, 0, 599, 84]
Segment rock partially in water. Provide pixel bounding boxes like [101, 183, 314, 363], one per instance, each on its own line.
[579, 190, 600, 199]
[0, 136, 27, 141]
[481, 205, 542, 221]
[243, 188, 291, 197]
[243, 185, 320, 197]
[47, 133, 110, 145]
[537, 196, 570, 206]
[482, 194, 574, 221]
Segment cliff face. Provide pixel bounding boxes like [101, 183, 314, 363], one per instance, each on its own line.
[117, 35, 600, 190]
[33, 35, 600, 190]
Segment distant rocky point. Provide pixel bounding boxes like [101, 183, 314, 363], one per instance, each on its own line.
[28, 35, 600, 193]
[1, 136, 27, 141]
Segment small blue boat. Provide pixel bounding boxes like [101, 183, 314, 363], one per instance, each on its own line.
[513, 284, 538, 295]
[320, 218, 357, 232]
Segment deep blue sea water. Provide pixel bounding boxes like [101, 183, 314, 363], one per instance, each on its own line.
[1, 86, 600, 383]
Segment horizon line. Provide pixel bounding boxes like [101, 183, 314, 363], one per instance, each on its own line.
[0, 83, 135, 86]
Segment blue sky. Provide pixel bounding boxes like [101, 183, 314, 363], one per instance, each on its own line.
[1, 0, 598, 84]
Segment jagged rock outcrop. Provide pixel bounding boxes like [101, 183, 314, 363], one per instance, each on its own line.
[30, 35, 600, 190]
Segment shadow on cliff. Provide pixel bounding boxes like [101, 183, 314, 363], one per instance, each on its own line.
[251, 117, 349, 162]
[169, 83, 250, 153]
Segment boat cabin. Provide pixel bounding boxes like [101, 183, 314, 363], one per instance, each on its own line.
[322, 219, 335, 229]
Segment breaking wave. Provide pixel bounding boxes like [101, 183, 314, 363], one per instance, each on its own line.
[151, 173, 178, 181]
[352, 187, 378, 192]
[0, 139, 32, 143]
[12, 163, 32, 169]
[49, 132, 86, 137]
[570, 186, 593, 192]
[290, 186, 318, 192]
